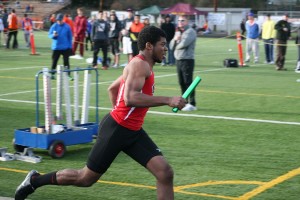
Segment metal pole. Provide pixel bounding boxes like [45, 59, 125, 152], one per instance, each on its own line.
[214, 0, 218, 31]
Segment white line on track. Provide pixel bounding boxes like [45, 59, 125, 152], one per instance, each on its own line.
[0, 98, 299, 126]
[0, 66, 44, 71]
[0, 68, 226, 97]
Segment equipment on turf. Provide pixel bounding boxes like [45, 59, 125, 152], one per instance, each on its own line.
[172, 76, 202, 113]
[14, 148, 42, 163]
[30, 30, 40, 55]
[0, 147, 15, 161]
[13, 67, 99, 158]
[223, 59, 238, 67]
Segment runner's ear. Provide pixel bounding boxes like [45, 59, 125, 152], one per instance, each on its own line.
[145, 42, 153, 50]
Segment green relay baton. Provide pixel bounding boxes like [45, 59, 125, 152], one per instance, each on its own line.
[172, 76, 202, 113]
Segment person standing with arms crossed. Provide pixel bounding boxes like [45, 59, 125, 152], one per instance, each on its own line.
[274, 13, 291, 71]
[170, 15, 197, 111]
[71, 8, 87, 59]
[14, 25, 186, 200]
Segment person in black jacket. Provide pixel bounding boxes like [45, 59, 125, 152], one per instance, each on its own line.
[160, 14, 175, 65]
[274, 14, 291, 71]
[91, 11, 110, 70]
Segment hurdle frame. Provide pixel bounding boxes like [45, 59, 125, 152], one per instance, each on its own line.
[13, 67, 99, 158]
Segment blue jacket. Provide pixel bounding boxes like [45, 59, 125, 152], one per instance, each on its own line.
[48, 22, 72, 50]
[246, 21, 259, 39]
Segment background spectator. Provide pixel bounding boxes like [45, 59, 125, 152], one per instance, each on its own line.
[160, 14, 175, 66]
[22, 13, 33, 47]
[71, 7, 87, 58]
[275, 13, 291, 71]
[6, 8, 18, 49]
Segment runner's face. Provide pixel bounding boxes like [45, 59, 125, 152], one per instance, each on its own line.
[152, 37, 167, 63]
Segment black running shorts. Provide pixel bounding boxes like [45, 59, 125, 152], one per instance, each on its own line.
[86, 113, 163, 174]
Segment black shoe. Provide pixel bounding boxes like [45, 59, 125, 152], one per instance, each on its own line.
[15, 170, 40, 200]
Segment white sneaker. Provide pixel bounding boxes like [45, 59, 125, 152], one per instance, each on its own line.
[112, 64, 119, 68]
[181, 103, 197, 111]
[70, 54, 83, 59]
[269, 61, 274, 64]
[295, 68, 300, 73]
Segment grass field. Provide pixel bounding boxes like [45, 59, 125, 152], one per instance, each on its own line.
[1, 30, 300, 200]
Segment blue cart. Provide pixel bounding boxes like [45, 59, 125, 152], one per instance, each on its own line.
[13, 67, 99, 158]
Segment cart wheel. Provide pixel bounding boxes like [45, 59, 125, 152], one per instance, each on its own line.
[12, 138, 26, 152]
[49, 140, 66, 158]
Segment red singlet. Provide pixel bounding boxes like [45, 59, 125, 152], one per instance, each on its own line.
[110, 55, 155, 131]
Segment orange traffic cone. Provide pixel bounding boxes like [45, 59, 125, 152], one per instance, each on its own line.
[236, 32, 244, 66]
[30, 30, 39, 55]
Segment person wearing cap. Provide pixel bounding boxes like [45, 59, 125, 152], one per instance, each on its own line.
[160, 14, 175, 66]
[274, 14, 291, 71]
[48, 13, 73, 80]
[245, 12, 260, 64]
[261, 14, 276, 64]
[129, 14, 144, 56]
[108, 10, 122, 68]
[72, 8, 87, 58]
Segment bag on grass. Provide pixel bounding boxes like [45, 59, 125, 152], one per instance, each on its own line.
[223, 59, 238, 68]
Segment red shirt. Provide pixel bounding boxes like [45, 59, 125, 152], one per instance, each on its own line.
[110, 55, 155, 131]
[74, 15, 87, 36]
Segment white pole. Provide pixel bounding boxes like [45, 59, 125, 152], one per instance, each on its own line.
[81, 70, 91, 124]
[63, 72, 73, 129]
[42, 68, 52, 134]
[73, 70, 80, 125]
[56, 65, 63, 120]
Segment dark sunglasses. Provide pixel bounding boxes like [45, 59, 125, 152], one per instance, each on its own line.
[178, 19, 185, 22]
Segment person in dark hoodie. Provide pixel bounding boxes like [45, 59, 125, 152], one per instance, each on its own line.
[274, 13, 291, 71]
[48, 13, 73, 80]
[91, 11, 110, 70]
[160, 14, 175, 66]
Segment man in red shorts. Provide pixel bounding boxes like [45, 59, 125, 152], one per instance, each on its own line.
[15, 26, 186, 200]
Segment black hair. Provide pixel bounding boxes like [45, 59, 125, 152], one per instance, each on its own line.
[138, 26, 166, 51]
